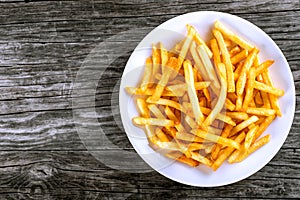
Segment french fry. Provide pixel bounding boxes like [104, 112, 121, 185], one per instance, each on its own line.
[255, 60, 274, 75]
[190, 42, 207, 78]
[227, 147, 240, 164]
[236, 48, 259, 96]
[147, 98, 184, 113]
[246, 107, 276, 116]
[125, 87, 179, 97]
[262, 71, 282, 116]
[226, 111, 249, 120]
[256, 74, 271, 108]
[235, 49, 259, 111]
[235, 94, 243, 111]
[210, 38, 221, 66]
[191, 129, 240, 149]
[153, 141, 180, 151]
[214, 20, 254, 50]
[190, 152, 212, 166]
[133, 117, 174, 127]
[172, 36, 193, 79]
[197, 45, 220, 91]
[254, 56, 260, 67]
[231, 49, 248, 65]
[230, 115, 259, 137]
[152, 44, 161, 80]
[160, 42, 169, 75]
[140, 57, 152, 91]
[244, 125, 258, 149]
[229, 46, 241, 57]
[201, 63, 227, 128]
[166, 81, 210, 94]
[184, 61, 204, 124]
[253, 81, 284, 96]
[136, 98, 150, 118]
[213, 29, 235, 92]
[242, 67, 256, 110]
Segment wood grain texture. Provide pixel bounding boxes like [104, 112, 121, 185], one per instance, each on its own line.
[0, 0, 299, 199]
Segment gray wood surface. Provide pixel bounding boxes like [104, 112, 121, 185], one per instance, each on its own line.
[0, 0, 299, 199]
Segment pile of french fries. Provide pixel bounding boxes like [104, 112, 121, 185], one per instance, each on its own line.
[125, 21, 284, 171]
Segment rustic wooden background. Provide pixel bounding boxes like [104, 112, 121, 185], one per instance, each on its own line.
[0, 0, 299, 199]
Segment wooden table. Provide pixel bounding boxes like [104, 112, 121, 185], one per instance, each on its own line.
[0, 0, 299, 199]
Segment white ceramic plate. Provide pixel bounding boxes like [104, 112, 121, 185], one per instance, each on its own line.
[119, 11, 295, 187]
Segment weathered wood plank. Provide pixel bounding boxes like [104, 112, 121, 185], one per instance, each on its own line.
[0, 1, 298, 44]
